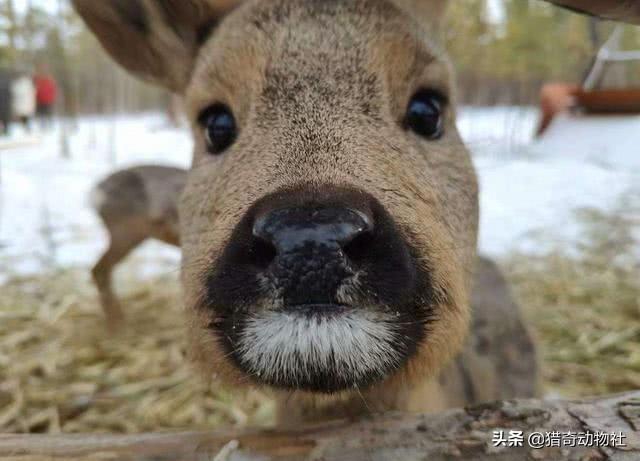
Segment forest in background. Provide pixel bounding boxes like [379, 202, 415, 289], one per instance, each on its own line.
[0, 0, 639, 113]
[448, 0, 640, 104]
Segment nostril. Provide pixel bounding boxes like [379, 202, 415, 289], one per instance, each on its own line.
[252, 214, 270, 242]
[248, 235, 277, 269]
[342, 228, 375, 263]
[338, 209, 374, 260]
[250, 215, 278, 269]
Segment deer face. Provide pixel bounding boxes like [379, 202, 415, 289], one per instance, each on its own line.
[74, 0, 479, 395]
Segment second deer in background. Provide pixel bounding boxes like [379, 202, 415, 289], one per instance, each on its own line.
[90, 165, 186, 329]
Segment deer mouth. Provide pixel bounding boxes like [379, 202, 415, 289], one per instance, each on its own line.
[204, 185, 434, 392]
[212, 303, 427, 393]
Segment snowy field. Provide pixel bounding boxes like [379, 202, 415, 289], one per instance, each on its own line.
[0, 115, 191, 280]
[467, 109, 640, 255]
[0, 107, 638, 280]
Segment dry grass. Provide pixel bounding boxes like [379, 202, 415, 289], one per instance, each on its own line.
[506, 201, 640, 398]
[0, 269, 274, 434]
[0, 199, 638, 433]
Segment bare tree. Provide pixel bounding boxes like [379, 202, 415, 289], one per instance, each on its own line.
[5, 0, 17, 62]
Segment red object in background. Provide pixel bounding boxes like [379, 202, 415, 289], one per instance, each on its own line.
[34, 75, 58, 106]
[575, 89, 640, 114]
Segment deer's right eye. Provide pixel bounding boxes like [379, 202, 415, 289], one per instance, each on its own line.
[199, 104, 237, 154]
[404, 90, 445, 140]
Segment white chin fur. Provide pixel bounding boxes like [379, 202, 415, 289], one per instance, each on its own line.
[236, 309, 401, 387]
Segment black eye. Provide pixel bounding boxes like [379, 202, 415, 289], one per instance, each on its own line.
[404, 91, 444, 139]
[199, 104, 237, 154]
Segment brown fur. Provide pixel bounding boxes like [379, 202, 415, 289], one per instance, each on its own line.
[75, 0, 538, 425]
[92, 165, 538, 422]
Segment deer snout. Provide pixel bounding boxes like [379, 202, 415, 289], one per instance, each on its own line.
[205, 186, 431, 392]
[250, 207, 372, 307]
[207, 186, 422, 313]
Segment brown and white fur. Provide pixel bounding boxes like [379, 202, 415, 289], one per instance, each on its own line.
[74, 0, 543, 426]
[91, 165, 186, 328]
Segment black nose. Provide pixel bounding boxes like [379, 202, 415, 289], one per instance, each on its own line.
[253, 207, 372, 255]
[250, 207, 373, 305]
[207, 187, 419, 318]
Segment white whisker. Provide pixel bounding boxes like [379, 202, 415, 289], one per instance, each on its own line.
[236, 309, 402, 387]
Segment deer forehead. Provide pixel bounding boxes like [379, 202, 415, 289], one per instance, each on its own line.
[185, 0, 452, 125]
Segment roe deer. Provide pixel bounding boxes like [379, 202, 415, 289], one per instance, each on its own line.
[91, 165, 186, 328]
[91, 164, 537, 413]
[71, 0, 571, 426]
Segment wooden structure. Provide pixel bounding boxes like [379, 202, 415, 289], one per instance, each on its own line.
[1, 391, 639, 460]
[537, 26, 640, 136]
[576, 89, 640, 114]
[578, 27, 640, 113]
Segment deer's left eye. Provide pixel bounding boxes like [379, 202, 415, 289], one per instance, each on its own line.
[199, 104, 237, 154]
[404, 91, 445, 140]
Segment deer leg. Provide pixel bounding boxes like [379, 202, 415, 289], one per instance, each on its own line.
[150, 222, 180, 248]
[92, 229, 146, 331]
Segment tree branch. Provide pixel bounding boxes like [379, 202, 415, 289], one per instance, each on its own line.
[1, 391, 639, 460]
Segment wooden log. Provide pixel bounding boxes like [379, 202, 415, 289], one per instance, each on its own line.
[1, 391, 639, 461]
[544, 0, 640, 25]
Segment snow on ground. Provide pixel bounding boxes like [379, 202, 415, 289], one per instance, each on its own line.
[0, 114, 191, 280]
[466, 109, 640, 255]
[0, 107, 638, 280]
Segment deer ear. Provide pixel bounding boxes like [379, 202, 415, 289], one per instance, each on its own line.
[72, 0, 241, 92]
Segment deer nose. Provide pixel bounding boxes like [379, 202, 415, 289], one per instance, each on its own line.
[253, 207, 372, 255]
[250, 207, 373, 306]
